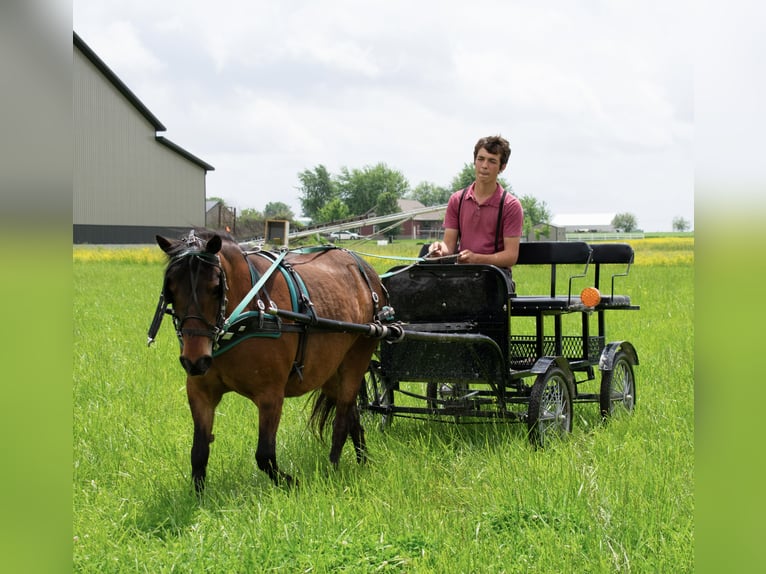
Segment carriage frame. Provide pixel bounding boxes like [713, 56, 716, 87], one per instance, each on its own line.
[357, 241, 640, 446]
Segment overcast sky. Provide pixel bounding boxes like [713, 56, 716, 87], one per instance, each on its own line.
[73, 0, 693, 231]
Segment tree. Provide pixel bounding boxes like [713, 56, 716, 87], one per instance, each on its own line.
[450, 163, 476, 192]
[612, 212, 638, 232]
[316, 198, 350, 223]
[407, 181, 451, 206]
[519, 195, 552, 237]
[297, 165, 337, 220]
[672, 216, 690, 232]
[264, 201, 294, 221]
[237, 207, 264, 239]
[337, 163, 409, 216]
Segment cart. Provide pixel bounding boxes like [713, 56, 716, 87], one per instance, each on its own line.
[358, 241, 639, 446]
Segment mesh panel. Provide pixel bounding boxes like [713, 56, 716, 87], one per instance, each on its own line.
[508, 335, 604, 369]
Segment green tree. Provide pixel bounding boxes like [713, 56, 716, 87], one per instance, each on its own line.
[672, 216, 691, 232]
[375, 191, 401, 216]
[264, 201, 294, 221]
[519, 195, 552, 237]
[612, 212, 638, 232]
[450, 163, 475, 191]
[449, 162, 510, 192]
[297, 165, 337, 220]
[316, 198, 350, 223]
[237, 207, 264, 239]
[338, 163, 409, 216]
[407, 181, 451, 206]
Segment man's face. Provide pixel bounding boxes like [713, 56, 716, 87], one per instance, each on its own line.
[474, 147, 505, 183]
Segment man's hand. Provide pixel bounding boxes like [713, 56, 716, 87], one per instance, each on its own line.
[427, 241, 449, 258]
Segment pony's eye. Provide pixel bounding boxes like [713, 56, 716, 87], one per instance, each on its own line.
[210, 281, 223, 298]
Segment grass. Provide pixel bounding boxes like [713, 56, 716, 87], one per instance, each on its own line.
[73, 237, 693, 572]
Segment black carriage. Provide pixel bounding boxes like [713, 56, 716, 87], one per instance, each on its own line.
[359, 241, 639, 445]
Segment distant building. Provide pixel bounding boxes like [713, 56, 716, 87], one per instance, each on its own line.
[205, 200, 236, 233]
[550, 213, 616, 233]
[525, 223, 566, 242]
[359, 199, 445, 240]
[73, 32, 214, 244]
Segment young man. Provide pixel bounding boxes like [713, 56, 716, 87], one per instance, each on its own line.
[428, 135, 524, 276]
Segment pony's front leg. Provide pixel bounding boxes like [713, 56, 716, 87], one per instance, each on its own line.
[187, 381, 221, 493]
[255, 398, 296, 487]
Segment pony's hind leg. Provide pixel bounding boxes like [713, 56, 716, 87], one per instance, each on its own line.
[329, 401, 366, 466]
[349, 404, 367, 464]
[187, 380, 222, 493]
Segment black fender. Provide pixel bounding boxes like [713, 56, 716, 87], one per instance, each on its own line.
[598, 340, 639, 372]
[529, 355, 576, 398]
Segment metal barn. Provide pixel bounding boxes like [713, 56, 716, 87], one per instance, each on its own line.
[73, 32, 214, 244]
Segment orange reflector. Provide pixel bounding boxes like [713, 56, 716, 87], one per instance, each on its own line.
[580, 286, 601, 307]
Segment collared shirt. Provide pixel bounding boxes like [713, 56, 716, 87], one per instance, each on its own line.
[443, 183, 524, 254]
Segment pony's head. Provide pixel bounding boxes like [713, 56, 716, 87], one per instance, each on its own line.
[156, 230, 229, 376]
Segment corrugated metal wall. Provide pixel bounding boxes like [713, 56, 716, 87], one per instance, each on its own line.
[73, 46, 206, 235]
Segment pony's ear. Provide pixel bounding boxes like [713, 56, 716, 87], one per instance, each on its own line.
[156, 235, 174, 254]
[205, 234, 223, 255]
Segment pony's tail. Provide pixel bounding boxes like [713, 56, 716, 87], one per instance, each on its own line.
[308, 390, 336, 440]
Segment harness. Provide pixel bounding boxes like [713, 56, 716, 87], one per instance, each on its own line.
[455, 185, 508, 253]
[148, 243, 387, 380]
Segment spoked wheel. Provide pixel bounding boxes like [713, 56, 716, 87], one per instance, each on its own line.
[358, 358, 394, 430]
[527, 366, 573, 447]
[599, 350, 636, 418]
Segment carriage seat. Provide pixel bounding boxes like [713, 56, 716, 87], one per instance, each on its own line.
[589, 243, 635, 309]
[508, 241, 636, 314]
[509, 241, 592, 315]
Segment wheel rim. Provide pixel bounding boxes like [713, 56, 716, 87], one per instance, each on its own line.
[610, 358, 635, 412]
[535, 373, 571, 444]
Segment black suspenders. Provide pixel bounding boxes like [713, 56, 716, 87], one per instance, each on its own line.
[456, 186, 508, 252]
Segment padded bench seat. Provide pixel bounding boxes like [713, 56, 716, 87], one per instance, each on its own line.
[512, 241, 636, 313]
[510, 295, 588, 314]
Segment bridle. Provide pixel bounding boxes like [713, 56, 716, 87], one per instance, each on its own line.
[148, 248, 229, 347]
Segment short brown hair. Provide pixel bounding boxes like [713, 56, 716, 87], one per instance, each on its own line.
[473, 135, 511, 167]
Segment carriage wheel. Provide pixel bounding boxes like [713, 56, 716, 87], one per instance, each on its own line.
[527, 366, 573, 447]
[599, 350, 636, 418]
[358, 359, 394, 430]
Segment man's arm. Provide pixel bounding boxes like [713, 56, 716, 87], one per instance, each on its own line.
[457, 236, 520, 267]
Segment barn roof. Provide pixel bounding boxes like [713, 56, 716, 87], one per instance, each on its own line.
[74, 31, 214, 172]
[397, 199, 445, 221]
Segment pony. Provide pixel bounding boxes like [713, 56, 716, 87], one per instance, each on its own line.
[151, 229, 388, 491]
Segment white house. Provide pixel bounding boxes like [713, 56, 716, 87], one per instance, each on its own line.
[550, 213, 616, 233]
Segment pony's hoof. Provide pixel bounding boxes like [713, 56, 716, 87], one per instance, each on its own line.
[273, 472, 298, 489]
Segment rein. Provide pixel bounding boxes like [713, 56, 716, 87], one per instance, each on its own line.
[148, 240, 394, 356]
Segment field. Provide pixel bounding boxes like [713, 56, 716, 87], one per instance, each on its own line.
[73, 237, 693, 572]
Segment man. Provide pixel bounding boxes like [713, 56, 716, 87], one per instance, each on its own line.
[428, 135, 524, 279]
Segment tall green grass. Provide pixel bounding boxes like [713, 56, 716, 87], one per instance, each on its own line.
[73, 239, 693, 572]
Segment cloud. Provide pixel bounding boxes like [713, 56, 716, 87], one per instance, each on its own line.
[74, 0, 694, 230]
